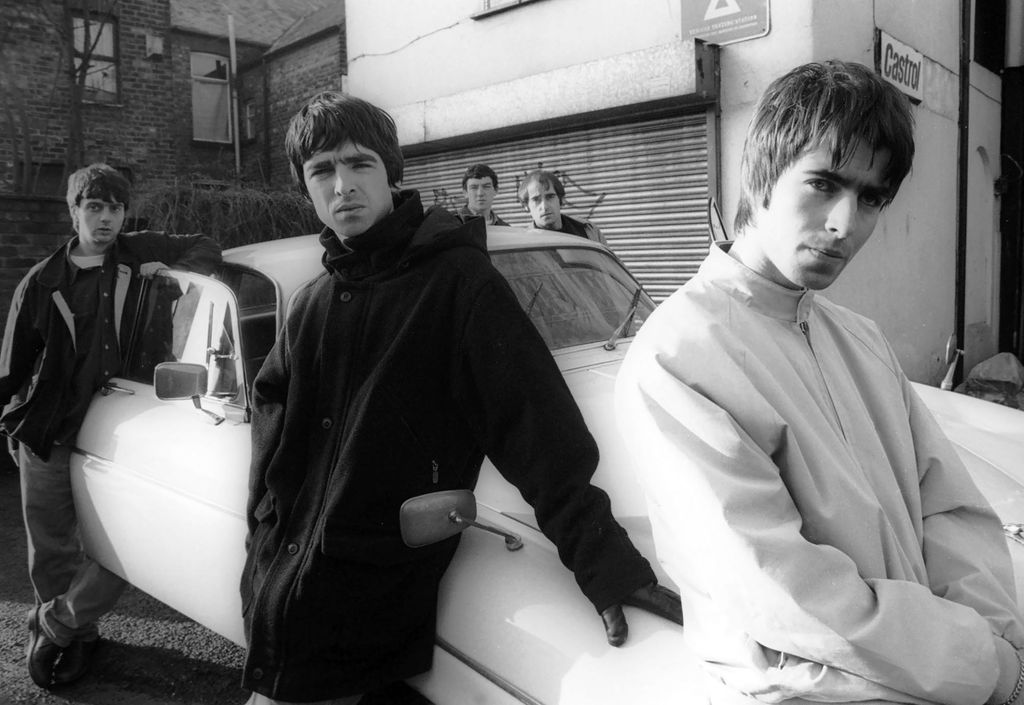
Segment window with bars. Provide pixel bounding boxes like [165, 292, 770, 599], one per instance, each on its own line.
[191, 52, 231, 143]
[73, 13, 119, 103]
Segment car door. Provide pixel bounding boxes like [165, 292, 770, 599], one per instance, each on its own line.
[71, 270, 252, 646]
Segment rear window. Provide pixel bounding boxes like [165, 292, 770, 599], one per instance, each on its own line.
[491, 247, 654, 350]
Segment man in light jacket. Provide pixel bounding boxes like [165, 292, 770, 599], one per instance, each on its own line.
[616, 60, 1024, 705]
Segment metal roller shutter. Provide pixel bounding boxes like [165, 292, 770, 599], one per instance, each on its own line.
[402, 112, 712, 301]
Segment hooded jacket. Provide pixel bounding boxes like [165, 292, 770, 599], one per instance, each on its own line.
[0, 231, 221, 458]
[241, 191, 654, 700]
[616, 243, 1024, 704]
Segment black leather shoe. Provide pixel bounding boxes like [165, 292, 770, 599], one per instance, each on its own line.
[25, 607, 61, 688]
[53, 637, 100, 685]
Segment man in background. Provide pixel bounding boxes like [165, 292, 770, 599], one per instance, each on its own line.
[518, 168, 606, 245]
[455, 163, 509, 226]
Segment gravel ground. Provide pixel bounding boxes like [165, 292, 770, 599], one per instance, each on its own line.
[0, 454, 249, 705]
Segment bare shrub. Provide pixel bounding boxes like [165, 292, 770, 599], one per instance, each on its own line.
[132, 180, 320, 249]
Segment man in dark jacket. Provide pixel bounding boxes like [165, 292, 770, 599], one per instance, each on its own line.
[0, 163, 221, 689]
[454, 163, 509, 226]
[240, 93, 681, 704]
[518, 168, 607, 245]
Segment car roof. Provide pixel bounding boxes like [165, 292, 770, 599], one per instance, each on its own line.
[222, 225, 605, 301]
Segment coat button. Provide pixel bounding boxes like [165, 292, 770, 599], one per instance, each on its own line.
[339, 291, 352, 302]
[252, 668, 264, 680]
[287, 543, 299, 555]
[321, 418, 332, 429]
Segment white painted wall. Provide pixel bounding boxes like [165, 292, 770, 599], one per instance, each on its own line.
[715, 0, 1001, 383]
[346, 0, 697, 144]
[345, 0, 1003, 383]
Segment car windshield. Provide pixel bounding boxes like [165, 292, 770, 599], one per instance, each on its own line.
[491, 246, 655, 350]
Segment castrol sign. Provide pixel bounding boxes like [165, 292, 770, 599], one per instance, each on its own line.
[877, 30, 923, 102]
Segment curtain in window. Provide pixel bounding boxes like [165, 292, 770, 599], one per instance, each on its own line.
[192, 81, 230, 143]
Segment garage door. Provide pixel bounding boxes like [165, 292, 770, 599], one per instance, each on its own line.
[402, 112, 713, 301]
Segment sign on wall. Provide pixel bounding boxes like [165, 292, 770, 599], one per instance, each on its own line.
[680, 0, 770, 46]
[876, 30, 924, 103]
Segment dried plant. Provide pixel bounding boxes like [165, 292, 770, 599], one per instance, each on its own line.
[131, 180, 321, 249]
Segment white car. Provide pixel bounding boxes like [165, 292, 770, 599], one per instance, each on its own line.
[71, 226, 1024, 705]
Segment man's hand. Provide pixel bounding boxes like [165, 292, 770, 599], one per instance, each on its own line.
[599, 582, 684, 647]
[139, 261, 169, 278]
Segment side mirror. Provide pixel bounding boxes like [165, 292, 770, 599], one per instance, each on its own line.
[707, 197, 730, 244]
[154, 362, 224, 425]
[400, 490, 523, 551]
[940, 333, 963, 391]
[154, 362, 207, 400]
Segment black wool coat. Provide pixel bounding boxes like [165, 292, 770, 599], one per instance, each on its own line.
[240, 192, 654, 700]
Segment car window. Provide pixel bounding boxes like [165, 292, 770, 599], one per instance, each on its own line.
[491, 247, 655, 350]
[216, 264, 280, 386]
[122, 271, 245, 405]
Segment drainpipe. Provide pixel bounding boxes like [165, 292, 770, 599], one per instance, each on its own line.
[1001, 0, 1024, 358]
[262, 57, 271, 185]
[952, 0, 971, 387]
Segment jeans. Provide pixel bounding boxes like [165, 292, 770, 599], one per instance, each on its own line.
[19, 442, 126, 646]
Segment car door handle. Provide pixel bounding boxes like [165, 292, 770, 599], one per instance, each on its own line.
[101, 382, 135, 396]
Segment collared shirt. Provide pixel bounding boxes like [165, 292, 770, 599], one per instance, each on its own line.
[616, 243, 1024, 704]
[56, 251, 121, 443]
[456, 204, 509, 227]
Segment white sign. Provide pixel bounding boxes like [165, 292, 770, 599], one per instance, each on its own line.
[681, 0, 770, 46]
[877, 30, 924, 102]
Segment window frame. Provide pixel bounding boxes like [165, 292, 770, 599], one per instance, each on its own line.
[190, 51, 233, 144]
[243, 99, 258, 141]
[72, 11, 120, 104]
[122, 271, 248, 410]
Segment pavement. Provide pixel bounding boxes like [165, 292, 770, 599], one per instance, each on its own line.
[0, 452, 248, 705]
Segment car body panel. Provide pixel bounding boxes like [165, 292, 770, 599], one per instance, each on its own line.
[71, 381, 250, 645]
[70, 227, 1024, 705]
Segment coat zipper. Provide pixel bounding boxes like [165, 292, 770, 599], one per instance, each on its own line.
[799, 320, 847, 441]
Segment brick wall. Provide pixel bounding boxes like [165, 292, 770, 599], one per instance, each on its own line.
[170, 30, 267, 184]
[238, 29, 346, 188]
[0, 195, 71, 324]
[0, 0, 180, 197]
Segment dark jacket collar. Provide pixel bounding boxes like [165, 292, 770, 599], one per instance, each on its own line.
[320, 190, 486, 281]
[35, 235, 121, 289]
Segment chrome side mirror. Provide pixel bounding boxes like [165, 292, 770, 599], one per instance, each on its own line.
[154, 362, 224, 425]
[400, 490, 523, 551]
[155, 362, 206, 399]
[940, 333, 963, 391]
[707, 196, 730, 244]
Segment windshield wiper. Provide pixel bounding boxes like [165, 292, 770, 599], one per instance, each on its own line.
[525, 281, 545, 318]
[604, 287, 643, 351]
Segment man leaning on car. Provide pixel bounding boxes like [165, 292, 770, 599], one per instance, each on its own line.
[239, 92, 682, 705]
[617, 60, 1024, 705]
[0, 163, 221, 689]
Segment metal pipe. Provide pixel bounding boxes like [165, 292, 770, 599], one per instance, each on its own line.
[953, 0, 971, 386]
[228, 14, 241, 179]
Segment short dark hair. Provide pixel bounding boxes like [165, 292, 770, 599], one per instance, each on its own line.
[285, 92, 404, 195]
[461, 163, 499, 190]
[735, 60, 915, 233]
[517, 169, 565, 207]
[66, 163, 131, 211]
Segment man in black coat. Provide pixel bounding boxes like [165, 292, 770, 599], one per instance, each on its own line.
[240, 92, 681, 704]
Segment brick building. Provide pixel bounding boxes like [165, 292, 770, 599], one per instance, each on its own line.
[0, 0, 345, 322]
[238, 2, 348, 187]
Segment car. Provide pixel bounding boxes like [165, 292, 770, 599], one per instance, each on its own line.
[71, 225, 1024, 704]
